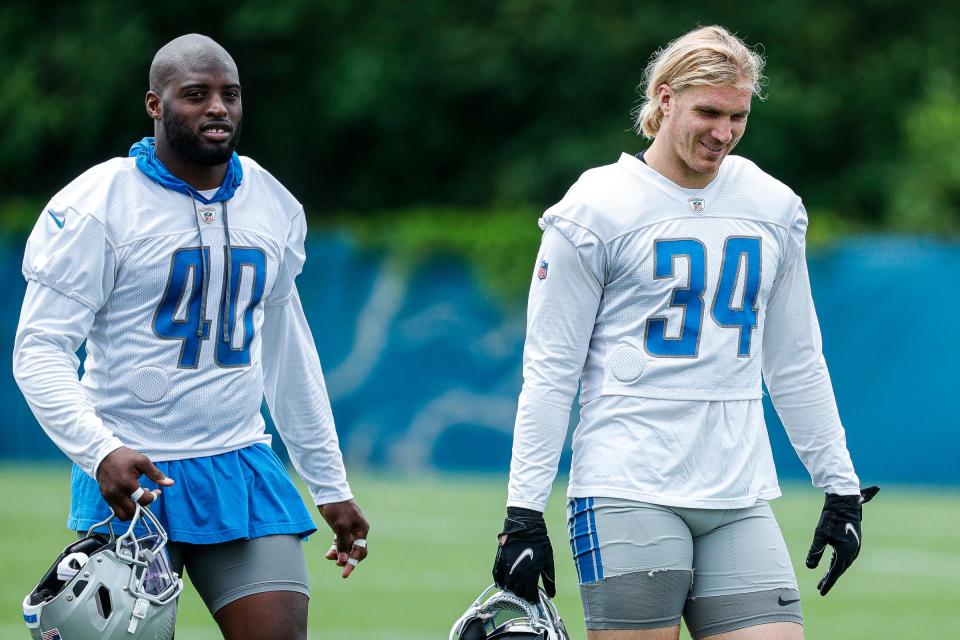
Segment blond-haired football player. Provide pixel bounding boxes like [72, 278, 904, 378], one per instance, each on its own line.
[492, 25, 877, 640]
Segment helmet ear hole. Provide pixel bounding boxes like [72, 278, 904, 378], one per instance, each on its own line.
[71, 580, 89, 598]
[95, 585, 112, 619]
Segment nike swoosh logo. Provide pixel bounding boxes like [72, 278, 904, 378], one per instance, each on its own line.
[48, 209, 65, 229]
[845, 522, 860, 546]
[778, 595, 800, 606]
[509, 548, 534, 575]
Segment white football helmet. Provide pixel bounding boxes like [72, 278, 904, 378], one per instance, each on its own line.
[450, 584, 571, 640]
[22, 501, 182, 640]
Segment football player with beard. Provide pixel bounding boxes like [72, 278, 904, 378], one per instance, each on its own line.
[14, 34, 368, 640]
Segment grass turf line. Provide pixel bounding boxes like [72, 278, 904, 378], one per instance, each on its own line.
[1, 465, 956, 639]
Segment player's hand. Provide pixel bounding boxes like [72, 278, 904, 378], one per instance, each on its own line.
[95, 446, 174, 521]
[806, 486, 879, 595]
[319, 499, 369, 578]
[492, 507, 556, 604]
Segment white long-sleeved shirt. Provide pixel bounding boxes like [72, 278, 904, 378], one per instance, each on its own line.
[13, 156, 352, 505]
[507, 153, 861, 511]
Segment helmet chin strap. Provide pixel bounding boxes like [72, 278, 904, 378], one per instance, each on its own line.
[128, 597, 151, 634]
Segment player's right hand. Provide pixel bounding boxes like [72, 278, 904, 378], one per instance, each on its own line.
[806, 486, 879, 595]
[492, 507, 556, 604]
[95, 446, 174, 520]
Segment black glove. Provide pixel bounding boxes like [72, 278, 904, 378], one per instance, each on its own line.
[806, 486, 879, 595]
[492, 507, 556, 604]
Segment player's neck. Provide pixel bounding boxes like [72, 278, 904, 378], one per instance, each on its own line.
[154, 142, 229, 191]
[644, 137, 717, 190]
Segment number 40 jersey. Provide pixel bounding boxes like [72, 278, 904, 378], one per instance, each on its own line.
[16, 156, 350, 504]
[508, 153, 861, 511]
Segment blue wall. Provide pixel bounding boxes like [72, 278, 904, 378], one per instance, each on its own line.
[2, 234, 957, 486]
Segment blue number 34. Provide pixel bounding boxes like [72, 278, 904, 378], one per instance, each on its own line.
[645, 237, 761, 358]
[153, 247, 267, 368]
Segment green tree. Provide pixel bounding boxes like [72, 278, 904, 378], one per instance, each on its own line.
[1, 0, 958, 236]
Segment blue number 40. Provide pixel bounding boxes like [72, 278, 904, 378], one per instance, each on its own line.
[645, 237, 761, 358]
[153, 247, 266, 368]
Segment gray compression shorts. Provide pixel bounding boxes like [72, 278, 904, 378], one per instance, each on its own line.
[568, 497, 802, 638]
[161, 534, 309, 614]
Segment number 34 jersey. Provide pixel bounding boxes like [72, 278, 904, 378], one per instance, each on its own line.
[19, 156, 314, 470]
[507, 153, 860, 511]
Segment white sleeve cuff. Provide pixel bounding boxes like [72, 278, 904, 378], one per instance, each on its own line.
[312, 489, 355, 507]
[90, 440, 126, 478]
[506, 499, 548, 512]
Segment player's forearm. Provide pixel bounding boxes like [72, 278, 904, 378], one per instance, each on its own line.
[506, 338, 588, 509]
[14, 323, 123, 476]
[270, 376, 353, 504]
[262, 293, 353, 504]
[507, 392, 572, 511]
[287, 439, 353, 505]
[767, 361, 861, 494]
[507, 327, 586, 510]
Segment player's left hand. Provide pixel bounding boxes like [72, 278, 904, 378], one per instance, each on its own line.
[318, 499, 369, 578]
[806, 486, 879, 595]
[492, 507, 556, 604]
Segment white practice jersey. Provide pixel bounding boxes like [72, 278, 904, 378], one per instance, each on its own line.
[14, 156, 352, 505]
[508, 153, 860, 511]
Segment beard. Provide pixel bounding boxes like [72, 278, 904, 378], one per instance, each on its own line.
[162, 103, 242, 166]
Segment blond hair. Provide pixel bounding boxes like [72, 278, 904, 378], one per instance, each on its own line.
[633, 26, 766, 139]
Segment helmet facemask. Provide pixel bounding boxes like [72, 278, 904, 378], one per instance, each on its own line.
[450, 584, 571, 640]
[23, 501, 182, 640]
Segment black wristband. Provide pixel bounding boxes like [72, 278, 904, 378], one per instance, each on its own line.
[501, 507, 546, 537]
[506, 506, 544, 521]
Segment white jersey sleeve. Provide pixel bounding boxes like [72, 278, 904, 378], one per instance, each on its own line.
[507, 220, 603, 511]
[262, 288, 353, 505]
[22, 198, 115, 311]
[761, 204, 860, 495]
[264, 208, 306, 307]
[15, 198, 123, 475]
[263, 210, 353, 505]
[13, 282, 124, 476]
[261, 211, 352, 505]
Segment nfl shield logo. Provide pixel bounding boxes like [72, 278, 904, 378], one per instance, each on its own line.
[199, 207, 216, 224]
[688, 198, 705, 214]
[537, 260, 549, 280]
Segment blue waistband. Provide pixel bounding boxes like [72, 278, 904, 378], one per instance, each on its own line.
[69, 444, 316, 544]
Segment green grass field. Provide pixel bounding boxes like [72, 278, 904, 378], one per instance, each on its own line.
[2, 465, 957, 639]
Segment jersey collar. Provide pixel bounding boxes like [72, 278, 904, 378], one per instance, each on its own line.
[129, 137, 243, 204]
[617, 152, 732, 205]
